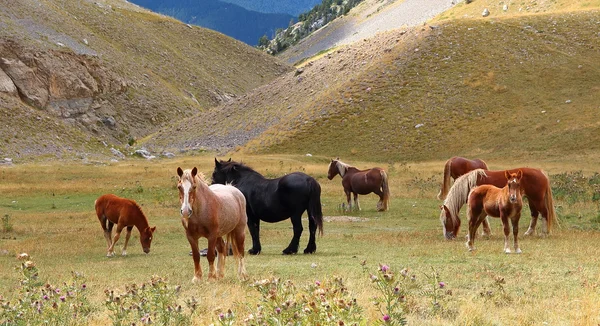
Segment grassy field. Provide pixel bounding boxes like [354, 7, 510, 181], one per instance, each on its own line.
[0, 153, 599, 325]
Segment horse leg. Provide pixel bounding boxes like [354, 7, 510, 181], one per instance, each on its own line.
[481, 216, 492, 237]
[232, 226, 248, 281]
[466, 210, 484, 251]
[354, 193, 361, 211]
[101, 218, 114, 255]
[215, 237, 226, 279]
[304, 210, 317, 254]
[282, 213, 303, 255]
[107, 224, 124, 257]
[374, 188, 384, 211]
[512, 214, 522, 254]
[524, 200, 539, 236]
[501, 214, 511, 254]
[206, 237, 218, 279]
[121, 226, 133, 256]
[187, 233, 202, 283]
[247, 219, 262, 255]
[345, 190, 352, 211]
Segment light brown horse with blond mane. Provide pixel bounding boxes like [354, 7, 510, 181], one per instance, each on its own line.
[95, 194, 156, 257]
[437, 156, 488, 200]
[466, 170, 523, 253]
[177, 167, 248, 282]
[327, 158, 390, 211]
[440, 168, 557, 240]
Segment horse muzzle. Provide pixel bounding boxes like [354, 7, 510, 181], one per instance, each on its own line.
[180, 207, 192, 217]
[445, 231, 455, 240]
[509, 195, 518, 203]
[143, 247, 150, 254]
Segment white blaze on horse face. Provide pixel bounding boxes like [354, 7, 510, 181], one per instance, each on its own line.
[180, 179, 193, 217]
[508, 177, 519, 203]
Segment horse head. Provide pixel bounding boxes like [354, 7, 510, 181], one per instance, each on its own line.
[139, 226, 156, 254]
[212, 158, 240, 185]
[505, 170, 523, 204]
[327, 158, 340, 180]
[440, 205, 460, 240]
[177, 167, 198, 218]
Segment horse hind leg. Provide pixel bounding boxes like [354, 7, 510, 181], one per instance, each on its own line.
[481, 216, 492, 238]
[121, 226, 133, 256]
[524, 200, 540, 236]
[206, 237, 218, 279]
[304, 210, 317, 254]
[100, 217, 114, 255]
[215, 237, 226, 279]
[231, 229, 248, 281]
[354, 193, 361, 211]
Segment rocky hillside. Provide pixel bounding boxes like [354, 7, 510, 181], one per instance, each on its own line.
[0, 0, 290, 161]
[145, 0, 600, 162]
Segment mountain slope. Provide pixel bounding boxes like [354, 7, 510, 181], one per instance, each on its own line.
[0, 0, 291, 160]
[129, 0, 295, 45]
[145, 6, 600, 162]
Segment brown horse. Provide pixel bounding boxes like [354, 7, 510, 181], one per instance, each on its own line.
[466, 171, 523, 253]
[95, 194, 156, 257]
[177, 167, 248, 282]
[327, 158, 390, 211]
[437, 156, 488, 200]
[440, 168, 557, 239]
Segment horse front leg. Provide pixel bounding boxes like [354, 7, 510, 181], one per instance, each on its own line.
[121, 226, 133, 256]
[187, 233, 202, 283]
[215, 237, 226, 279]
[283, 213, 303, 255]
[501, 214, 511, 254]
[247, 218, 262, 255]
[354, 193, 361, 211]
[345, 190, 352, 211]
[304, 210, 317, 254]
[206, 237, 219, 279]
[512, 214, 522, 254]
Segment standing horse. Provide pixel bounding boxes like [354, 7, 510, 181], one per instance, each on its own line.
[177, 167, 248, 282]
[211, 158, 324, 255]
[439, 168, 557, 239]
[95, 194, 156, 257]
[466, 171, 524, 253]
[327, 158, 390, 211]
[437, 156, 488, 200]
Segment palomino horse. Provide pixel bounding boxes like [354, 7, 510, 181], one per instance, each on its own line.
[437, 156, 488, 200]
[466, 171, 523, 253]
[212, 159, 323, 255]
[440, 168, 557, 239]
[327, 158, 390, 211]
[95, 194, 156, 257]
[177, 167, 248, 282]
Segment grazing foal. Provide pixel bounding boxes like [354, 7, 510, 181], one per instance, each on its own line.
[95, 194, 156, 257]
[466, 170, 523, 253]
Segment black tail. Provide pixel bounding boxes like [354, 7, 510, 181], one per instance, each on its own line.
[308, 178, 324, 235]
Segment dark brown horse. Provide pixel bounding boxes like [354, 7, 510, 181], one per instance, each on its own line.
[437, 156, 488, 200]
[466, 171, 523, 253]
[95, 194, 156, 257]
[327, 158, 390, 211]
[177, 167, 247, 282]
[440, 168, 557, 239]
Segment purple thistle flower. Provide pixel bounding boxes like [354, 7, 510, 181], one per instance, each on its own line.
[275, 307, 281, 314]
[380, 265, 389, 272]
[81, 284, 87, 289]
[439, 281, 446, 289]
[43, 295, 49, 300]
[382, 314, 390, 322]
[55, 289, 60, 294]
[60, 296, 66, 302]
[315, 280, 321, 286]
[219, 313, 225, 320]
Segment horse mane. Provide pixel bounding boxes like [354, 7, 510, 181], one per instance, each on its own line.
[443, 169, 487, 219]
[182, 169, 209, 185]
[335, 160, 351, 177]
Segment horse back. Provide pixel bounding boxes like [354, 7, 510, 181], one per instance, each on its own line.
[95, 194, 144, 226]
[480, 168, 547, 201]
[209, 184, 248, 228]
[344, 167, 383, 194]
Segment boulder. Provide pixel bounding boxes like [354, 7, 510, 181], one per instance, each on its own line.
[0, 68, 17, 96]
[0, 57, 48, 108]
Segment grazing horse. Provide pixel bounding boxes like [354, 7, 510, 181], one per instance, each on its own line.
[177, 167, 248, 282]
[211, 159, 323, 255]
[95, 194, 156, 257]
[466, 171, 524, 253]
[439, 168, 557, 239]
[327, 158, 390, 211]
[437, 156, 488, 200]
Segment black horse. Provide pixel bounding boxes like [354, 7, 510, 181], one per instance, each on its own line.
[211, 158, 324, 255]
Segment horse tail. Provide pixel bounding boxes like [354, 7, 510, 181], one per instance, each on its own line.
[380, 170, 390, 211]
[308, 178, 324, 236]
[437, 159, 452, 200]
[542, 170, 559, 232]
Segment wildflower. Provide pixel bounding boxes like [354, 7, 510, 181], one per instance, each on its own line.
[370, 274, 378, 282]
[315, 280, 321, 286]
[60, 296, 66, 302]
[400, 268, 409, 277]
[380, 264, 390, 272]
[219, 313, 225, 320]
[17, 253, 29, 260]
[439, 281, 446, 289]
[382, 314, 390, 322]
[81, 284, 87, 290]
[23, 261, 35, 269]
[55, 289, 60, 294]
[275, 307, 281, 314]
[394, 287, 400, 294]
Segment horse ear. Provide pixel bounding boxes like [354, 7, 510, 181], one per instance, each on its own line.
[504, 170, 510, 180]
[215, 158, 220, 167]
[151, 226, 156, 233]
[517, 169, 523, 179]
[191, 167, 198, 178]
[227, 158, 232, 162]
[177, 167, 183, 177]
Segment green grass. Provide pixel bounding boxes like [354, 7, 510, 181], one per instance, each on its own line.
[1, 154, 599, 324]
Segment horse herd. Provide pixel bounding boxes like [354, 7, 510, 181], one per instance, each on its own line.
[94, 156, 557, 282]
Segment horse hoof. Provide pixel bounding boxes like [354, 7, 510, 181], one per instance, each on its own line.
[121, 251, 127, 256]
[282, 249, 298, 255]
[192, 276, 201, 283]
[524, 229, 535, 236]
[515, 248, 522, 254]
[248, 248, 261, 255]
[504, 249, 512, 254]
[303, 248, 316, 254]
